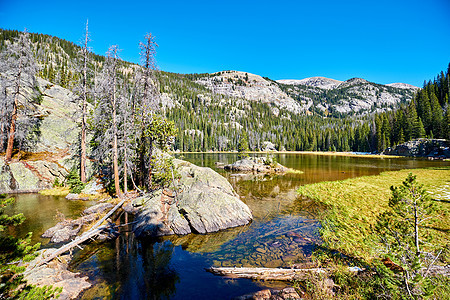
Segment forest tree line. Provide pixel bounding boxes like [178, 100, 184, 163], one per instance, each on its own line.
[1, 28, 449, 167]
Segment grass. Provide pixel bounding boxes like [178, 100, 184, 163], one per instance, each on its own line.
[39, 186, 70, 196]
[297, 167, 450, 261]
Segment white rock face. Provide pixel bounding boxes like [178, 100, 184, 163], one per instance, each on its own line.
[198, 71, 417, 116]
[386, 83, 420, 90]
[278, 77, 342, 90]
[196, 71, 308, 114]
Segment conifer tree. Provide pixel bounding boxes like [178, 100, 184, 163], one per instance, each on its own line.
[0, 194, 61, 299]
[136, 33, 160, 189]
[238, 131, 249, 158]
[375, 174, 439, 298]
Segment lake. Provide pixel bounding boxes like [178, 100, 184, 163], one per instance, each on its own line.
[5, 153, 449, 299]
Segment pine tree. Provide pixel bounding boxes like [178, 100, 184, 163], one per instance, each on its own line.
[136, 33, 160, 189]
[375, 174, 439, 298]
[0, 194, 61, 299]
[76, 20, 90, 183]
[238, 131, 249, 158]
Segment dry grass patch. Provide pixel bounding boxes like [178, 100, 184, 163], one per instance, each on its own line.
[39, 186, 71, 196]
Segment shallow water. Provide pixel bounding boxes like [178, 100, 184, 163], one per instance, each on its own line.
[5, 153, 449, 299]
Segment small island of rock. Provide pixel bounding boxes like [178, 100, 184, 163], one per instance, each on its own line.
[224, 156, 289, 174]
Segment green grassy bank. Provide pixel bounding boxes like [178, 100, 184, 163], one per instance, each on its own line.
[297, 167, 450, 261]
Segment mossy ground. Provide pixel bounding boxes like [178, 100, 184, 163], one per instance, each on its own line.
[297, 167, 450, 261]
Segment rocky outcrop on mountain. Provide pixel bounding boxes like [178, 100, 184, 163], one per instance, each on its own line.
[132, 158, 252, 237]
[278, 77, 342, 90]
[386, 83, 420, 90]
[383, 139, 450, 158]
[278, 76, 417, 116]
[224, 157, 288, 174]
[196, 71, 309, 114]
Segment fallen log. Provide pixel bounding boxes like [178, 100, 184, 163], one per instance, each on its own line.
[207, 267, 328, 281]
[207, 266, 364, 281]
[32, 197, 128, 268]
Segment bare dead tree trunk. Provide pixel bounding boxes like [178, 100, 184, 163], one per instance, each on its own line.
[80, 20, 89, 183]
[414, 197, 420, 255]
[112, 66, 121, 198]
[5, 63, 22, 162]
[0, 110, 5, 152]
[123, 109, 128, 194]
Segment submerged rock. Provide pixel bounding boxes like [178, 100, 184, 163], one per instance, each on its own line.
[133, 159, 253, 237]
[235, 287, 301, 300]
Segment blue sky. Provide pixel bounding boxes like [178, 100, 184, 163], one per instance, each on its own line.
[1, 0, 449, 86]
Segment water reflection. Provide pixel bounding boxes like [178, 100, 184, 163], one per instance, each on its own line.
[4, 193, 92, 244]
[75, 225, 179, 300]
[6, 153, 449, 299]
[75, 220, 263, 299]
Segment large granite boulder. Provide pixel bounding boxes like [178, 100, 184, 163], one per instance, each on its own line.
[133, 159, 252, 237]
[383, 139, 450, 158]
[0, 157, 68, 193]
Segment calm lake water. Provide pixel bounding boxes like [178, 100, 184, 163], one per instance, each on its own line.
[5, 153, 449, 299]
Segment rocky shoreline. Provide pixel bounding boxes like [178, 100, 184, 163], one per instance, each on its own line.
[383, 138, 450, 159]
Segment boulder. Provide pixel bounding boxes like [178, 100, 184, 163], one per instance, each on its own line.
[224, 157, 288, 174]
[261, 141, 277, 151]
[0, 157, 68, 193]
[383, 139, 450, 158]
[81, 180, 104, 195]
[133, 159, 252, 237]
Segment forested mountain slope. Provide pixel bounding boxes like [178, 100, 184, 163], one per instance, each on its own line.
[1, 28, 447, 154]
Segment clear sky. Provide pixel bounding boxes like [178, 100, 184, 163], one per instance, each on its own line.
[1, 0, 449, 86]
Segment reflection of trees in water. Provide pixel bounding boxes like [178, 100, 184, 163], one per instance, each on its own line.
[139, 240, 179, 300]
[74, 230, 179, 299]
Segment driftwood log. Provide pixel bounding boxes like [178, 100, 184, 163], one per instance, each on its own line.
[207, 267, 330, 281]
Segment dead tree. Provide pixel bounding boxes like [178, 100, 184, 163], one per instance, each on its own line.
[0, 30, 38, 161]
[78, 20, 90, 183]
